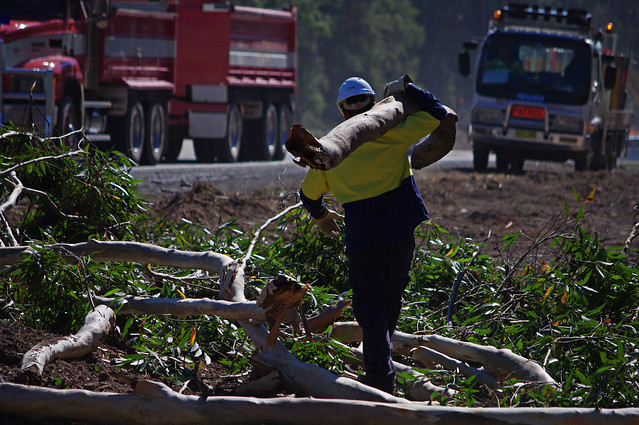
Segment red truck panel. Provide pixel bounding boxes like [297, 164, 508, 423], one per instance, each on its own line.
[99, 8, 176, 85]
[173, 2, 296, 97]
[173, 5, 231, 97]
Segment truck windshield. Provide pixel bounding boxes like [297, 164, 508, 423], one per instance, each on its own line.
[0, 0, 71, 22]
[477, 33, 592, 105]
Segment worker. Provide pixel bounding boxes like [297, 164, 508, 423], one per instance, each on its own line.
[297, 75, 448, 394]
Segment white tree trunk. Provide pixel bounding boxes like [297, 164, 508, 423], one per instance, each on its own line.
[330, 321, 555, 384]
[1, 381, 638, 425]
[21, 305, 115, 376]
[94, 295, 266, 322]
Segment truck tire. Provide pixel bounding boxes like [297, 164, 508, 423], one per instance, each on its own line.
[213, 102, 243, 162]
[116, 100, 145, 164]
[56, 96, 80, 150]
[604, 136, 618, 170]
[589, 131, 605, 170]
[496, 150, 510, 172]
[574, 150, 591, 171]
[163, 126, 186, 163]
[142, 102, 168, 165]
[193, 138, 215, 162]
[511, 157, 525, 174]
[251, 102, 278, 161]
[275, 103, 292, 160]
[473, 147, 489, 171]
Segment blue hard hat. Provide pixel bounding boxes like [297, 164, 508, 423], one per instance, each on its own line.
[336, 77, 376, 105]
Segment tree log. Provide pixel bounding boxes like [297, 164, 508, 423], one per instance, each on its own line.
[94, 295, 266, 322]
[0, 240, 235, 277]
[395, 332, 556, 384]
[410, 105, 458, 170]
[1, 381, 638, 425]
[306, 299, 352, 334]
[339, 342, 458, 404]
[330, 322, 555, 384]
[21, 305, 115, 376]
[410, 346, 497, 389]
[285, 93, 419, 170]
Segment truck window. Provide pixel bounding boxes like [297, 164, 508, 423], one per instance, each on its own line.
[477, 33, 591, 105]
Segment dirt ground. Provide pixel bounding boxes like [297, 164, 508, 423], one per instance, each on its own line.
[2, 159, 639, 423]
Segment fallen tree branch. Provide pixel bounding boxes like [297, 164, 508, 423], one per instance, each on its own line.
[410, 346, 497, 389]
[0, 240, 235, 279]
[306, 298, 352, 334]
[21, 305, 115, 377]
[330, 322, 555, 384]
[1, 381, 637, 425]
[93, 295, 267, 322]
[337, 341, 458, 404]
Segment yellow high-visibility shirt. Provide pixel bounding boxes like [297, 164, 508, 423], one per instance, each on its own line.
[301, 110, 441, 205]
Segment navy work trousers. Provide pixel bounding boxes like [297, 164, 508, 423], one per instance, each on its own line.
[347, 235, 415, 394]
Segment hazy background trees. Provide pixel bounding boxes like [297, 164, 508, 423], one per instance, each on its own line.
[247, 0, 639, 134]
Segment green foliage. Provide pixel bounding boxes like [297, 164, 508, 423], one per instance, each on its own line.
[0, 124, 147, 243]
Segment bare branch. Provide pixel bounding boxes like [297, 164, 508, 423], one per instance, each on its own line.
[21, 186, 89, 222]
[242, 201, 302, 265]
[623, 221, 639, 254]
[0, 149, 85, 179]
[0, 214, 17, 247]
[0, 172, 24, 216]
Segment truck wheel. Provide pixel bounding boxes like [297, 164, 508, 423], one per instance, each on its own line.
[142, 102, 168, 165]
[212, 103, 243, 162]
[274, 103, 292, 160]
[604, 137, 618, 170]
[163, 126, 186, 163]
[251, 102, 278, 161]
[574, 150, 591, 171]
[589, 132, 605, 170]
[496, 150, 510, 172]
[119, 101, 145, 164]
[473, 148, 489, 171]
[194, 138, 215, 162]
[57, 96, 80, 150]
[511, 157, 525, 174]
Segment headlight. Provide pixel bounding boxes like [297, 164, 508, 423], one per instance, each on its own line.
[552, 115, 584, 134]
[472, 108, 504, 125]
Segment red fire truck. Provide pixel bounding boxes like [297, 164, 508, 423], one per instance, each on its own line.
[0, 0, 297, 164]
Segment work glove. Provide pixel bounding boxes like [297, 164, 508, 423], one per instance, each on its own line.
[383, 74, 413, 98]
[314, 208, 343, 238]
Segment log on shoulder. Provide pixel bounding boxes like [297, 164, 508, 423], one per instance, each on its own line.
[285, 93, 419, 170]
[410, 105, 458, 170]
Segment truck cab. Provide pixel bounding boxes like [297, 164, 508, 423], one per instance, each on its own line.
[459, 4, 632, 172]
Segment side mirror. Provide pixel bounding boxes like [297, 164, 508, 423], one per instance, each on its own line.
[604, 64, 617, 89]
[459, 51, 471, 76]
